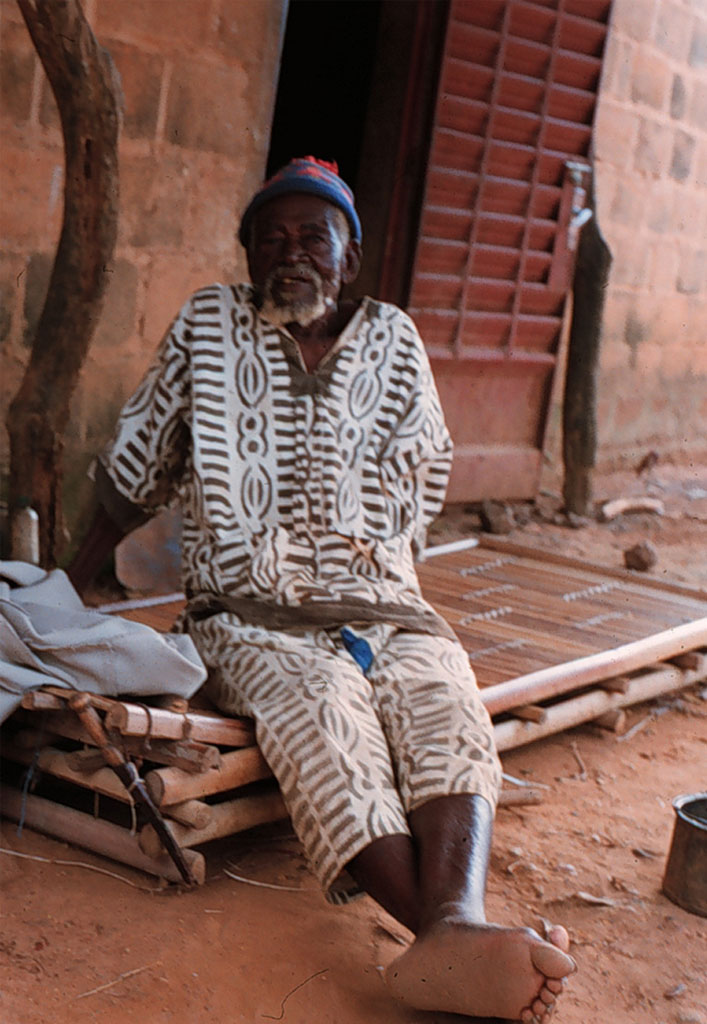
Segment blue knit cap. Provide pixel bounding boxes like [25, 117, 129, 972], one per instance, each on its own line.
[239, 157, 362, 246]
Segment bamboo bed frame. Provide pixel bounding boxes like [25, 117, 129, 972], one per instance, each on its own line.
[3, 536, 707, 884]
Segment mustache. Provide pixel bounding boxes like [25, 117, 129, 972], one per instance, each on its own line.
[267, 263, 321, 286]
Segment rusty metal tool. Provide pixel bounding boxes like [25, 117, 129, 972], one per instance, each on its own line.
[68, 692, 196, 885]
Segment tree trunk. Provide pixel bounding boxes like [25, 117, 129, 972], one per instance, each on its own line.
[562, 177, 612, 517]
[7, 0, 121, 566]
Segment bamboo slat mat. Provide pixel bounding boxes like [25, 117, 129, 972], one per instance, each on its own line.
[417, 538, 707, 694]
[115, 536, 707, 706]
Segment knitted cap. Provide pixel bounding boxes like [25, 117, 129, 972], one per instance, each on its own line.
[238, 157, 362, 246]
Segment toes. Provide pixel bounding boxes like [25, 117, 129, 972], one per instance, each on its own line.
[522, 996, 555, 1024]
[545, 977, 564, 995]
[539, 983, 558, 1004]
[531, 940, 576, 980]
[545, 923, 570, 953]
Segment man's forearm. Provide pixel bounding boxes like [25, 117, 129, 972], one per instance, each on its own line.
[66, 504, 126, 595]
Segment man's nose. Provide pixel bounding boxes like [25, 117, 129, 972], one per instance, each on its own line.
[280, 234, 305, 262]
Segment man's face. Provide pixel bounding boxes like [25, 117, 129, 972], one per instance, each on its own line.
[247, 193, 361, 327]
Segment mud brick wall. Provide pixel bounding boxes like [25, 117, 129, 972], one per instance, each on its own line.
[593, 0, 707, 469]
[2, 0, 705, 535]
[0, 0, 285, 544]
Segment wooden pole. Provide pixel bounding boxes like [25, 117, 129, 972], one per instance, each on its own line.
[1, 784, 205, 884]
[146, 747, 272, 808]
[492, 662, 696, 752]
[481, 620, 707, 717]
[104, 703, 256, 746]
[164, 800, 213, 830]
[562, 182, 612, 517]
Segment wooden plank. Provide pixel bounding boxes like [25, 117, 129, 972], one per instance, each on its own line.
[0, 783, 205, 885]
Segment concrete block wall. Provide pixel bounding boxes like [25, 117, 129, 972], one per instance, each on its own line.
[0, 0, 285, 541]
[593, 0, 707, 470]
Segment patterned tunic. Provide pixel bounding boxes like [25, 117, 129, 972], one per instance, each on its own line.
[98, 284, 454, 621]
[98, 284, 501, 894]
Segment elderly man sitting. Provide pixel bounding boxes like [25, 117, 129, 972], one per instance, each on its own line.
[70, 157, 575, 1022]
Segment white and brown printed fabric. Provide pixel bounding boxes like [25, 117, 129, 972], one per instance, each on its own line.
[98, 284, 501, 893]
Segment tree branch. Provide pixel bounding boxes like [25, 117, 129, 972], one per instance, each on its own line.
[8, 0, 122, 564]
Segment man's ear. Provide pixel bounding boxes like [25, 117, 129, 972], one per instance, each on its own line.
[342, 239, 362, 285]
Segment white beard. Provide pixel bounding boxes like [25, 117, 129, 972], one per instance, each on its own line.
[258, 267, 331, 327]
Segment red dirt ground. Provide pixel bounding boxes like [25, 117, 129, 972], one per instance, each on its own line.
[1, 462, 706, 1024]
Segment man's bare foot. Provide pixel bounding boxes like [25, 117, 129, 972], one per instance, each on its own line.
[384, 917, 575, 1021]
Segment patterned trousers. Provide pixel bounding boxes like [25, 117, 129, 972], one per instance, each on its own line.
[191, 616, 502, 895]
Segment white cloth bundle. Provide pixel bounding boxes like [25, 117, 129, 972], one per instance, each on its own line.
[0, 561, 206, 723]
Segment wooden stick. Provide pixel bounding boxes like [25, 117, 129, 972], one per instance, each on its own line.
[164, 799, 213, 830]
[598, 496, 665, 521]
[497, 788, 544, 807]
[1, 741, 131, 802]
[21, 690, 66, 711]
[10, 710, 223, 773]
[592, 708, 628, 734]
[13, 708, 92, 744]
[20, 687, 254, 748]
[66, 748, 108, 773]
[0, 784, 205, 884]
[492, 662, 695, 752]
[176, 710, 256, 747]
[570, 739, 588, 779]
[599, 676, 632, 694]
[481, 619, 707, 716]
[23, 685, 119, 713]
[669, 651, 705, 671]
[146, 747, 272, 807]
[139, 788, 288, 857]
[104, 703, 188, 739]
[104, 703, 255, 746]
[511, 704, 547, 723]
[122, 738, 222, 774]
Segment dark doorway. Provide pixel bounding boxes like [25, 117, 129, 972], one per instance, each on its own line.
[266, 0, 383, 187]
[267, 0, 448, 303]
